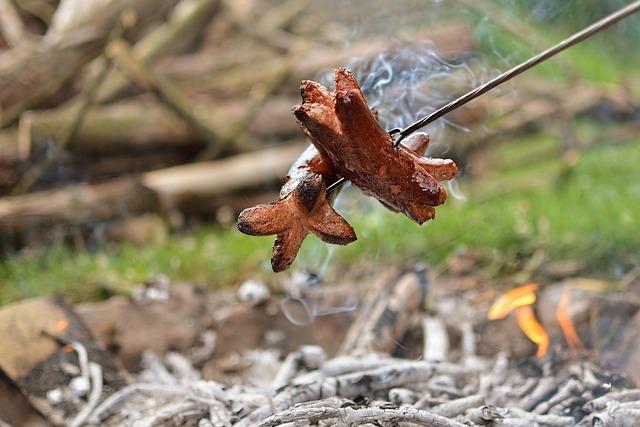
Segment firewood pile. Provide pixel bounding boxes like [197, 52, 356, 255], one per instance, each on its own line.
[1, 0, 638, 249]
[2, 265, 640, 426]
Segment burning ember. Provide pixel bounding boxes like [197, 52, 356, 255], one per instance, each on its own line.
[514, 305, 549, 358]
[56, 318, 70, 332]
[488, 283, 549, 357]
[557, 286, 585, 352]
[488, 283, 589, 358]
[487, 283, 539, 320]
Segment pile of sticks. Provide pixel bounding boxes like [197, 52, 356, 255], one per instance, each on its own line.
[0, 0, 475, 247]
[1, 0, 637, 248]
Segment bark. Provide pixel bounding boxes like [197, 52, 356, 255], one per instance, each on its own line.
[0, 144, 303, 235]
[339, 265, 429, 355]
[0, 0, 178, 126]
[20, 96, 300, 153]
[176, 24, 474, 96]
[0, 178, 160, 233]
[95, 0, 220, 103]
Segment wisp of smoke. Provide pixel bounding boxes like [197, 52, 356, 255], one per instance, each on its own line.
[319, 41, 482, 140]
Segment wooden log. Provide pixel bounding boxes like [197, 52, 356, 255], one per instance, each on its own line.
[0, 127, 18, 161]
[18, 95, 300, 154]
[0, 144, 303, 236]
[0, 0, 178, 126]
[72, 149, 196, 178]
[0, 0, 28, 47]
[143, 143, 303, 205]
[0, 178, 160, 234]
[94, 0, 220, 104]
[339, 265, 429, 355]
[176, 24, 475, 96]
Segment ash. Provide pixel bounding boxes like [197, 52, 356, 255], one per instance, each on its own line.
[20, 269, 640, 427]
[93, 350, 637, 427]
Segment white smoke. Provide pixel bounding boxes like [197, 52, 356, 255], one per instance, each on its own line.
[320, 41, 482, 139]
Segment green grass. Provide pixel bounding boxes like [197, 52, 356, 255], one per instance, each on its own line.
[0, 228, 272, 305]
[468, 2, 640, 84]
[1, 131, 638, 305]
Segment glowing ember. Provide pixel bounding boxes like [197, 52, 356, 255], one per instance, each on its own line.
[556, 286, 584, 351]
[488, 283, 549, 357]
[515, 306, 550, 358]
[487, 283, 539, 320]
[56, 318, 69, 332]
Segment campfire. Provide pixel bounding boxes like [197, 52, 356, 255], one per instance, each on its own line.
[3, 270, 640, 426]
[488, 283, 550, 357]
[1, 1, 640, 427]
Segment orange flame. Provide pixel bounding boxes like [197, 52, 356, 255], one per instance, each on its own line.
[556, 286, 584, 352]
[487, 283, 539, 320]
[488, 283, 549, 357]
[515, 306, 550, 358]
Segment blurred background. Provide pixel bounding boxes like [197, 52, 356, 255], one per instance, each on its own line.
[2, 1, 640, 426]
[0, 0, 638, 303]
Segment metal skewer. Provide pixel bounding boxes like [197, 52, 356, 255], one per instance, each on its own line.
[326, 1, 640, 194]
[391, 0, 640, 146]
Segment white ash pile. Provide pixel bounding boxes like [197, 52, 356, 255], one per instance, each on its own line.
[74, 346, 639, 426]
[2, 266, 640, 426]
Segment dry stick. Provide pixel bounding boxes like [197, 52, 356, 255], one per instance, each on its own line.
[256, 406, 467, 427]
[257, 0, 308, 33]
[12, 0, 56, 25]
[197, 0, 310, 160]
[586, 389, 640, 412]
[140, 0, 310, 86]
[106, 38, 224, 145]
[178, 24, 472, 96]
[0, 144, 303, 233]
[95, 0, 218, 104]
[196, 54, 295, 160]
[11, 16, 129, 195]
[339, 266, 428, 355]
[429, 394, 485, 418]
[242, 361, 477, 424]
[16, 95, 300, 154]
[0, 0, 27, 46]
[221, 0, 310, 53]
[0, 0, 176, 127]
[102, 0, 302, 161]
